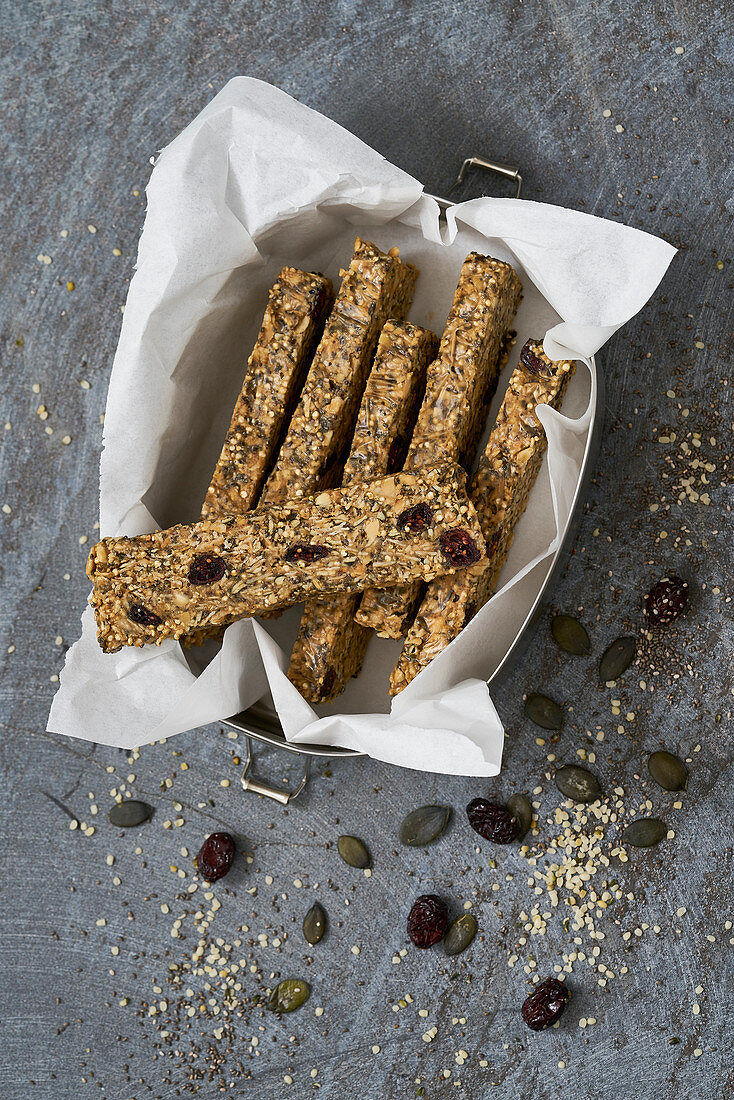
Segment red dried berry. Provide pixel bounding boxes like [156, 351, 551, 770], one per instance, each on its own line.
[397, 502, 433, 533]
[644, 575, 689, 626]
[439, 528, 481, 567]
[466, 798, 517, 843]
[195, 832, 236, 882]
[521, 977, 571, 1031]
[128, 603, 162, 626]
[188, 553, 227, 585]
[285, 543, 331, 564]
[519, 339, 551, 376]
[407, 894, 448, 948]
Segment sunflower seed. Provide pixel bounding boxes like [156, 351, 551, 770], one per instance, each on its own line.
[266, 979, 310, 1014]
[599, 636, 636, 683]
[551, 614, 591, 655]
[554, 765, 603, 803]
[443, 913, 478, 956]
[507, 794, 533, 840]
[647, 751, 688, 792]
[524, 692, 564, 730]
[108, 800, 153, 827]
[622, 818, 667, 848]
[303, 902, 327, 945]
[399, 805, 452, 847]
[337, 835, 371, 869]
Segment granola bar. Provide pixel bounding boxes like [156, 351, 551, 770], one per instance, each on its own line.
[87, 463, 486, 654]
[287, 320, 439, 703]
[260, 238, 418, 505]
[355, 252, 522, 638]
[389, 341, 575, 694]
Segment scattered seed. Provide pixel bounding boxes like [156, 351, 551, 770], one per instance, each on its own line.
[337, 835, 371, 869]
[507, 793, 533, 840]
[525, 693, 564, 731]
[554, 765, 603, 803]
[399, 805, 452, 847]
[623, 818, 668, 848]
[108, 800, 153, 827]
[443, 913, 478, 956]
[266, 979, 310, 1014]
[647, 751, 688, 792]
[551, 615, 591, 655]
[303, 902, 327, 945]
[599, 636, 636, 682]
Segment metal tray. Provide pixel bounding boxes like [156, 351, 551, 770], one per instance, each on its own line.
[224, 156, 605, 802]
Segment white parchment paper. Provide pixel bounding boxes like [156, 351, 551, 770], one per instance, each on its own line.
[47, 77, 676, 775]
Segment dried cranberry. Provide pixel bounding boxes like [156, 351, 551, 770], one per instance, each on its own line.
[321, 667, 337, 697]
[407, 894, 448, 948]
[285, 543, 331, 564]
[519, 339, 551, 376]
[188, 553, 227, 585]
[195, 832, 236, 883]
[397, 502, 433, 533]
[521, 977, 571, 1031]
[128, 603, 162, 626]
[644, 575, 689, 626]
[466, 798, 517, 843]
[439, 528, 481, 567]
[387, 433, 407, 472]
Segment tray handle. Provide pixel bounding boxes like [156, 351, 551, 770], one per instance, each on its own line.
[450, 155, 523, 198]
[240, 734, 311, 803]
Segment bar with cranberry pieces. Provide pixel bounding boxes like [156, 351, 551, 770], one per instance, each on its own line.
[86, 463, 486, 654]
[389, 341, 575, 694]
[355, 252, 522, 639]
[287, 320, 439, 703]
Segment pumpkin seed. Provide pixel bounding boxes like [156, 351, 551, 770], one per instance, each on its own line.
[524, 692, 564, 730]
[599, 636, 636, 683]
[337, 834, 371, 869]
[303, 902, 327, 945]
[399, 805, 452, 847]
[443, 913, 478, 956]
[622, 818, 667, 848]
[551, 614, 591, 655]
[266, 978, 310, 1014]
[507, 794, 533, 840]
[647, 751, 688, 792]
[554, 765, 603, 803]
[108, 800, 153, 827]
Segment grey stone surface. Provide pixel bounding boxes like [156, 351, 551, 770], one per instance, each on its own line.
[1, 1, 732, 1098]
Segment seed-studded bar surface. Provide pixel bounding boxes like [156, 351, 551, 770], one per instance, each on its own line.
[87, 464, 486, 654]
[389, 341, 575, 694]
[260, 238, 418, 506]
[200, 267, 334, 519]
[287, 320, 439, 703]
[355, 252, 522, 638]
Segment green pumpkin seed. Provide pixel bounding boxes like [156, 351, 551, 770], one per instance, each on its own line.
[507, 794, 533, 840]
[622, 818, 667, 848]
[443, 913, 478, 956]
[337, 834, 371, 869]
[108, 800, 153, 827]
[524, 692, 564, 730]
[555, 765, 603, 803]
[647, 751, 688, 792]
[303, 902, 327, 945]
[551, 614, 591, 655]
[266, 978, 310, 1014]
[599, 636, 636, 683]
[399, 805, 452, 847]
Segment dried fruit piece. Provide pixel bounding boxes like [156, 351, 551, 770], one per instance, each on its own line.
[524, 692, 564, 730]
[466, 798, 517, 843]
[439, 528, 481, 567]
[551, 614, 591, 656]
[284, 543, 331, 564]
[195, 832, 236, 882]
[337, 834, 371, 869]
[108, 800, 153, 827]
[407, 894, 448, 948]
[555, 765, 603, 803]
[443, 913, 478, 956]
[303, 902, 327, 945]
[521, 977, 571, 1031]
[267, 978, 310, 1014]
[622, 818, 668, 848]
[128, 604, 162, 626]
[644, 575, 689, 626]
[647, 750, 688, 792]
[507, 793, 533, 841]
[397, 502, 433, 533]
[599, 636, 636, 682]
[519, 339, 553, 377]
[399, 805, 452, 847]
[187, 553, 226, 585]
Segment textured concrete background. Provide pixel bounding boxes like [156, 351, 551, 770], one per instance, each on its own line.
[1, 1, 732, 1098]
